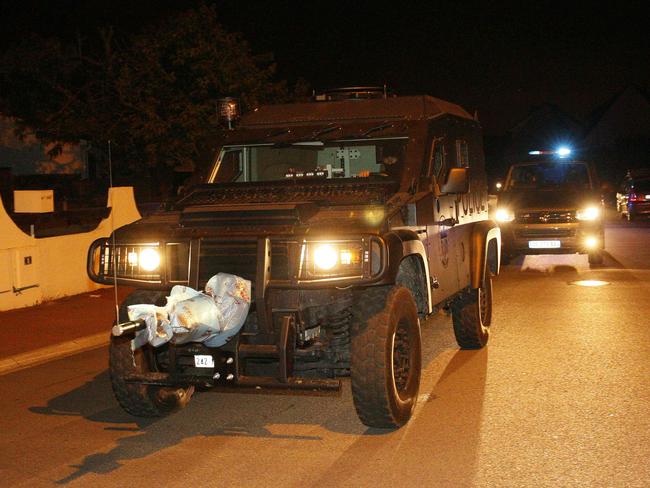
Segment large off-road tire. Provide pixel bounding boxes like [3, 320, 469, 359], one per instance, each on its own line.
[350, 285, 422, 429]
[451, 274, 493, 349]
[109, 290, 194, 417]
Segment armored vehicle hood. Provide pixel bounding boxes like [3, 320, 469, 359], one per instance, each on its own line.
[115, 179, 399, 241]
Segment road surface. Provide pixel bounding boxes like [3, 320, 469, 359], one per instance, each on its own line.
[1, 218, 649, 487]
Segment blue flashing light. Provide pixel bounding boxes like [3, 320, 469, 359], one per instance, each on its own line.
[528, 150, 542, 155]
[556, 146, 572, 158]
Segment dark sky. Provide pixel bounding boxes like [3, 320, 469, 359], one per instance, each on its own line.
[1, 0, 648, 135]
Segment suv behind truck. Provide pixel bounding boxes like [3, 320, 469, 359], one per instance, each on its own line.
[495, 155, 604, 265]
[88, 88, 501, 428]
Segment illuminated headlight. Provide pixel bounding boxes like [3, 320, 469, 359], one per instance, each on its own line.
[127, 251, 138, 266]
[495, 208, 515, 223]
[302, 239, 381, 279]
[93, 242, 164, 283]
[138, 248, 161, 271]
[313, 244, 339, 270]
[576, 207, 600, 221]
[125, 248, 161, 271]
[584, 236, 599, 249]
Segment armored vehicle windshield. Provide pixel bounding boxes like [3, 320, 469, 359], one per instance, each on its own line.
[209, 139, 406, 183]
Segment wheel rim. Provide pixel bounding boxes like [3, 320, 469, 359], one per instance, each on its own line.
[392, 320, 411, 393]
[478, 288, 488, 325]
[478, 278, 491, 327]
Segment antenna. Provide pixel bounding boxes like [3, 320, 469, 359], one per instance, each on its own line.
[108, 140, 120, 323]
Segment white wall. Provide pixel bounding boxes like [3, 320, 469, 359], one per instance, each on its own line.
[0, 187, 141, 311]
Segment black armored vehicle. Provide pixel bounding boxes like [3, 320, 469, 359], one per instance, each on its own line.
[88, 88, 501, 428]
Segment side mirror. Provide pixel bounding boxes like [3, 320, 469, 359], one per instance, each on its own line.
[440, 167, 469, 194]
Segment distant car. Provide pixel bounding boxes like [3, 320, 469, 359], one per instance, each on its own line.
[495, 157, 604, 265]
[616, 175, 650, 221]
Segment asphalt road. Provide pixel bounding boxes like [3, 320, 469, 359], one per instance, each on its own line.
[1, 217, 649, 487]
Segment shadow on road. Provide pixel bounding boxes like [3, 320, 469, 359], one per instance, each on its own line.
[309, 348, 488, 486]
[28, 368, 339, 484]
[26, 312, 461, 484]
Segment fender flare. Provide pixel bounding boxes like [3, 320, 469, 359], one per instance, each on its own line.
[469, 220, 501, 289]
[383, 229, 433, 314]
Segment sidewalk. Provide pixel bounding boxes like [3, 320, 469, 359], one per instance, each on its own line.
[0, 286, 133, 375]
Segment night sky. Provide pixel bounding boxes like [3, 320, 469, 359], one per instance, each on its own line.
[1, 0, 648, 135]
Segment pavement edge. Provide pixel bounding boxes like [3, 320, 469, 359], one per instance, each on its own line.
[0, 332, 109, 376]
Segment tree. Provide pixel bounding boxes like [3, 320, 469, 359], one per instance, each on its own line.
[0, 4, 292, 185]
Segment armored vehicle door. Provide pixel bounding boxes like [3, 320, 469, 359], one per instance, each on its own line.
[417, 135, 462, 302]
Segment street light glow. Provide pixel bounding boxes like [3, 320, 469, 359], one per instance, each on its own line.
[570, 280, 610, 287]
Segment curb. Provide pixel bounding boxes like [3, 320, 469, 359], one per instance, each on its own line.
[0, 332, 109, 376]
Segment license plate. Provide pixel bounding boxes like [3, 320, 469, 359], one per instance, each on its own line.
[528, 240, 561, 249]
[194, 355, 215, 368]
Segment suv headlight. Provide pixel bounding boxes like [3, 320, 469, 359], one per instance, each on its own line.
[300, 238, 383, 280]
[576, 206, 600, 221]
[495, 208, 515, 223]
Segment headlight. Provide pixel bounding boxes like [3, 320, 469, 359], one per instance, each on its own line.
[576, 206, 600, 221]
[495, 208, 515, 223]
[89, 241, 164, 283]
[138, 248, 161, 271]
[584, 236, 599, 249]
[301, 239, 381, 280]
[313, 244, 339, 271]
[123, 247, 160, 271]
[89, 240, 190, 285]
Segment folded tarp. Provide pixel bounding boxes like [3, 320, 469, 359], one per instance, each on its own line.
[128, 273, 251, 349]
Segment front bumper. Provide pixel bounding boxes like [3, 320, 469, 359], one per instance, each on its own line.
[500, 221, 604, 255]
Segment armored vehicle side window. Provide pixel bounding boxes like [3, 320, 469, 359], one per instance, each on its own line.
[212, 149, 244, 182]
[456, 139, 469, 167]
[210, 139, 406, 183]
[430, 139, 445, 177]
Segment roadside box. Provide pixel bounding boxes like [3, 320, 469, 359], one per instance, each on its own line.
[12, 247, 39, 290]
[14, 190, 54, 213]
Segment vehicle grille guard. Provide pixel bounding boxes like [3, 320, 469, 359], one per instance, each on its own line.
[113, 237, 341, 394]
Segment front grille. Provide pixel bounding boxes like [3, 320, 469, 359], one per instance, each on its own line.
[516, 211, 575, 224]
[198, 240, 291, 287]
[516, 228, 576, 238]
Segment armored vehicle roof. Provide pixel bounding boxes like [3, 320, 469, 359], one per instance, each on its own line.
[240, 95, 473, 127]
